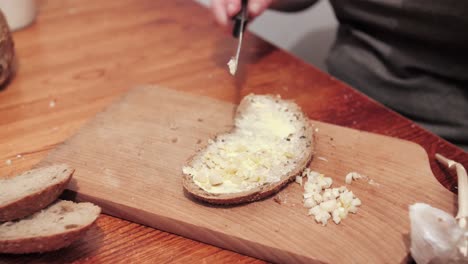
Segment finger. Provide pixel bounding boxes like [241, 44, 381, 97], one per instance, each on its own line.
[211, 0, 229, 26]
[248, 0, 273, 17]
[225, 0, 241, 18]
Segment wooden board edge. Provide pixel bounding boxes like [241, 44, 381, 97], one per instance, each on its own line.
[68, 191, 327, 264]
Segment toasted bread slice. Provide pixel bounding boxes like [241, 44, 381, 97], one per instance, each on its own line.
[0, 164, 74, 222]
[182, 94, 314, 204]
[0, 200, 101, 254]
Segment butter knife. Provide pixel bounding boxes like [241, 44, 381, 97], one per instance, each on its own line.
[227, 0, 248, 75]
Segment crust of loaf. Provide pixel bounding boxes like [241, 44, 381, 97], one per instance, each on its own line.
[182, 95, 314, 205]
[0, 221, 95, 254]
[0, 10, 15, 87]
[0, 165, 74, 222]
[0, 202, 101, 254]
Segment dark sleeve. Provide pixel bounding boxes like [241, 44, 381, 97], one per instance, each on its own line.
[270, 0, 319, 12]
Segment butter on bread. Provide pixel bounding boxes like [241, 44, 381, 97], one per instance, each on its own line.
[182, 94, 313, 204]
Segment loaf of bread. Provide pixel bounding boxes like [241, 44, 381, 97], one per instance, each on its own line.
[0, 200, 101, 254]
[0, 164, 74, 222]
[183, 94, 314, 204]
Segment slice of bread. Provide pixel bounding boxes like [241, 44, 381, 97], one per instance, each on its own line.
[0, 200, 101, 254]
[0, 10, 15, 87]
[0, 164, 74, 222]
[182, 94, 314, 204]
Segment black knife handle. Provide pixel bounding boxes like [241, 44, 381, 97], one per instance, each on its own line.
[232, 0, 248, 38]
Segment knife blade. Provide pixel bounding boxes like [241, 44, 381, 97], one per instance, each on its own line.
[227, 0, 248, 75]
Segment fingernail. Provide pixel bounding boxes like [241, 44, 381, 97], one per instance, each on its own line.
[250, 3, 261, 14]
[227, 3, 236, 14]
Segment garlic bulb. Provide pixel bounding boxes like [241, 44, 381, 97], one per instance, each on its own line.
[409, 203, 467, 264]
[409, 154, 468, 264]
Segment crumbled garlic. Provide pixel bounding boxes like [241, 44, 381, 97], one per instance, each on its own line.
[313, 192, 323, 203]
[322, 189, 335, 201]
[352, 197, 362, 207]
[304, 197, 317, 208]
[303, 192, 313, 199]
[331, 188, 340, 198]
[301, 169, 362, 226]
[308, 205, 322, 216]
[332, 209, 341, 224]
[349, 206, 359, 214]
[368, 179, 380, 187]
[295, 176, 303, 186]
[227, 57, 237, 75]
[345, 172, 363, 184]
[320, 199, 338, 212]
[209, 174, 223, 186]
[304, 181, 319, 193]
[315, 210, 331, 226]
[337, 207, 348, 219]
[317, 156, 328, 162]
[194, 174, 208, 183]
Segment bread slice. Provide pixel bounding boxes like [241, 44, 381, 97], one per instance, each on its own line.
[0, 164, 74, 222]
[0, 10, 15, 87]
[182, 94, 314, 204]
[0, 200, 101, 254]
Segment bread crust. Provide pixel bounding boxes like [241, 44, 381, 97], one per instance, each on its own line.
[0, 10, 15, 88]
[0, 220, 95, 254]
[0, 201, 101, 254]
[0, 165, 74, 222]
[182, 95, 314, 205]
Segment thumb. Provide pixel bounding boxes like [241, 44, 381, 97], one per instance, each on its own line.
[248, 0, 273, 18]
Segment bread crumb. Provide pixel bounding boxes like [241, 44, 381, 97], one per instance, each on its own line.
[49, 100, 56, 108]
[274, 194, 288, 205]
[16, 154, 22, 158]
[171, 138, 178, 143]
[196, 139, 202, 144]
[5, 159, 11, 165]
[273, 196, 282, 205]
[315, 128, 319, 132]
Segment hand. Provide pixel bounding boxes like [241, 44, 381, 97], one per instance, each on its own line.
[211, 0, 273, 27]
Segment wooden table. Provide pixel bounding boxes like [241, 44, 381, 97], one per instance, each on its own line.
[1, 0, 466, 263]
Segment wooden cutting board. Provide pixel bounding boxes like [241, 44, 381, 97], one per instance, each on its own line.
[39, 86, 455, 263]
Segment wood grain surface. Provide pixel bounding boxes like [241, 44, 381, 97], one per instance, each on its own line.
[37, 86, 456, 263]
[0, 0, 466, 263]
